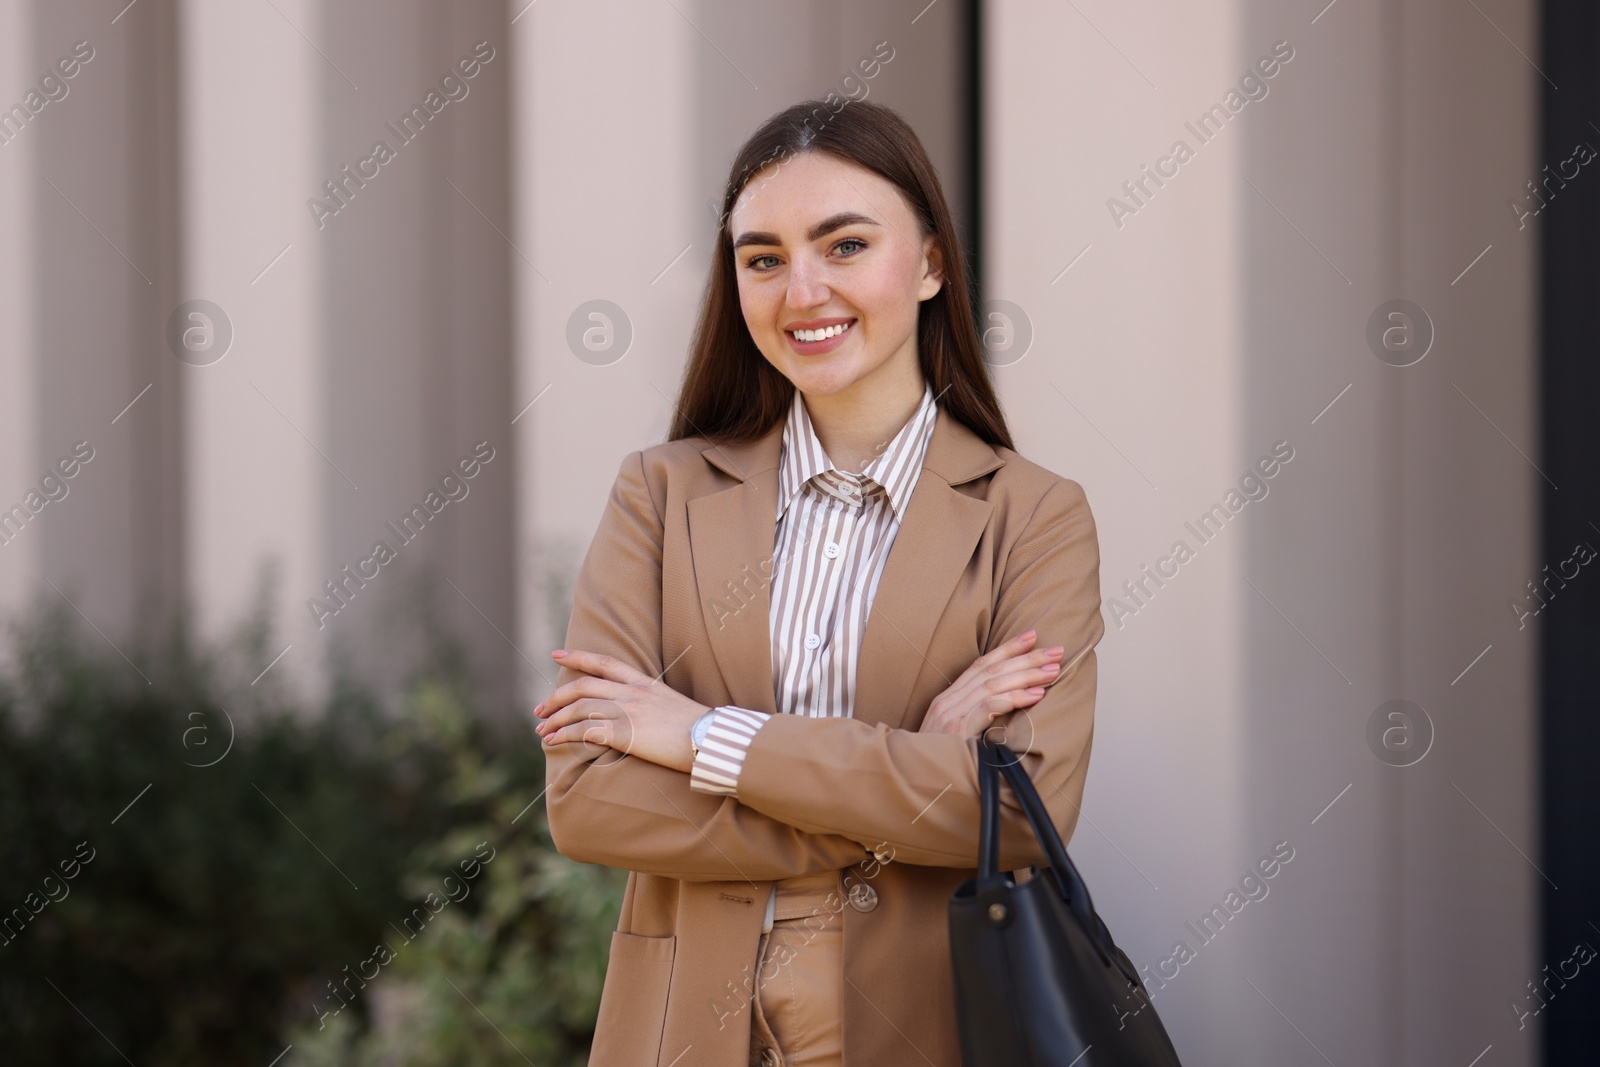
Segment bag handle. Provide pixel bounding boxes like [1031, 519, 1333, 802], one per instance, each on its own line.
[975, 737, 1122, 971]
[977, 733, 1004, 874]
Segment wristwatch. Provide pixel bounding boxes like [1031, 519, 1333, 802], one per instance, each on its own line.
[689, 707, 719, 757]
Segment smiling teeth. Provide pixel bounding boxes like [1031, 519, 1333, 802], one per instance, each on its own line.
[792, 323, 849, 342]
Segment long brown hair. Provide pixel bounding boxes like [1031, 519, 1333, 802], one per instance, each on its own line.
[667, 98, 1013, 451]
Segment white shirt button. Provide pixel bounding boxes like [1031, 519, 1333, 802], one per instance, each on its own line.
[823, 541, 841, 559]
[804, 634, 821, 650]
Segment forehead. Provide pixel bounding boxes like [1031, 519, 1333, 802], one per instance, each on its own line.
[730, 151, 908, 235]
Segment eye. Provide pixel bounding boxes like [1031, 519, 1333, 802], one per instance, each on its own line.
[834, 238, 867, 256]
[744, 254, 781, 271]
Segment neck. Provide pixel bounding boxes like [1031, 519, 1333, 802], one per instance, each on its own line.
[801, 362, 925, 474]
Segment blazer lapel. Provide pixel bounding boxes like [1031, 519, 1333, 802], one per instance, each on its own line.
[852, 406, 1004, 730]
[689, 403, 1006, 726]
[689, 421, 786, 715]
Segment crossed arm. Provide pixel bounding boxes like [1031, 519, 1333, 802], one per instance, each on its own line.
[540, 448, 1105, 881]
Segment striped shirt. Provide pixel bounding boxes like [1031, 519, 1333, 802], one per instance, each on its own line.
[688, 379, 938, 796]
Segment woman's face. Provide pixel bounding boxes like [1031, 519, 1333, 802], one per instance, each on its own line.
[730, 150, 943, 402]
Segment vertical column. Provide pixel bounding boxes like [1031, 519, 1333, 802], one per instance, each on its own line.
[987, 0, 1539, 1063]
[181, 0, 516, 717]
[4, 0, 185, 659]
[1239, 0, 1539, 1061]
[180, 0, 327, 704]
[1391, 0, 1538, 1055]
[986, 0, 1254, 1051]
[1538, 0, 1600, 1053]
[314, 0, 515, 724]
[511, 0, 698, 700]
[0, 1, 40, 627]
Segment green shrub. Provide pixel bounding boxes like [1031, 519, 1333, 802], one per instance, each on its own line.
[0, 591, 624, 1066]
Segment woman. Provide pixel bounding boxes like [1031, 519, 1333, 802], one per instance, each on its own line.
[534, 99, 1104, 1067]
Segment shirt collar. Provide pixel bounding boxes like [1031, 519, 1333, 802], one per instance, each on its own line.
[776, 380, 938, 523]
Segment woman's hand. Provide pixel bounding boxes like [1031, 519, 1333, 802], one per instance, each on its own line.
[918, 630, 1064, 738]
[532, 649, 711, 773]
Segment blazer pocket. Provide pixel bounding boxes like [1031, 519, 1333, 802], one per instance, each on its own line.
[588, 931, 677, 1067]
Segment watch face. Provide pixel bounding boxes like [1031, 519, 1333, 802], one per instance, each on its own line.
[693, 710, 715, 749]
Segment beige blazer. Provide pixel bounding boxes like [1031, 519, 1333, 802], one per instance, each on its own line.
[546, 403, 1105, 1067]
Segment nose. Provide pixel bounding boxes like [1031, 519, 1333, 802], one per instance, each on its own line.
[785, 253, 830, 310]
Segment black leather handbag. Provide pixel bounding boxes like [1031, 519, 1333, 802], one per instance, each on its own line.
[948, 738, 1184, 1066]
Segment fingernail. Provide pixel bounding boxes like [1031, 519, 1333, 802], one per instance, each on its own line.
[552, 650, 567, 658]
[1048, 646, 1064, 655]
[1027, 687, 1045, 695]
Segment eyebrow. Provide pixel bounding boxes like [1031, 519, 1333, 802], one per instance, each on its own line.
[732, 210, 880, 250]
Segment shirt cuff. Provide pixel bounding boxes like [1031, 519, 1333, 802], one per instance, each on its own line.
[688, 705, 772, 795]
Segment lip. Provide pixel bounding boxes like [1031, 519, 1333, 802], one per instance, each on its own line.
[784, 317, 856, 355]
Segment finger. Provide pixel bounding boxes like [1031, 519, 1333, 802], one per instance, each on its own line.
[537, 698, 616, 735]
[994, 645, 1064, 671]
[543, 707, 622, 747]
[991, 629, 1038, 659]
[969, 688, 1047, 736]
[937, 634, 1051, 722]
[950, 633, 1041, 697]
[539, 664, 611, 717]
[984, 646, 1064, 686]
[979, 679, 1048, 716]
[1004, 647, 1066, 676]
[990, 687, 1047, 717]
[551, 649, 652, 687]
[538, 675, 625, 718]
[542, 718, 612, 748]
[1038, 641, 1092, 688]
[983, 662, 1065, 696]
[968, 630, 1037, 673]
[978, 639, 1057, 680]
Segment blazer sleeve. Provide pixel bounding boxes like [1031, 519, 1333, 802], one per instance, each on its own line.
[727, 476, 1106, 871]
[541, 448, 877, 882]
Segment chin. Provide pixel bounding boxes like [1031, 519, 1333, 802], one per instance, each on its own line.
[782, 363, 867, 397]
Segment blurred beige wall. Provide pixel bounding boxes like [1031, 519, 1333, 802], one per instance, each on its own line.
[514, 0, 975, 699]
[0, 0, 520, 719]
[0, 0, 1541, 1060]
[0, 0, 186, 670]
[986, 0, 1538, 1062]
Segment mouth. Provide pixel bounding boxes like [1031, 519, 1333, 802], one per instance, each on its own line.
[785, 318, 856, 355]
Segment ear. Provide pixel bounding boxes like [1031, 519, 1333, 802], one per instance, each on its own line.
[917, 233, 944, 302]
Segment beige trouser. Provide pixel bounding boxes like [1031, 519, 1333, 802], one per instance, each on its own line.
[747, 870, 845, 1067]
